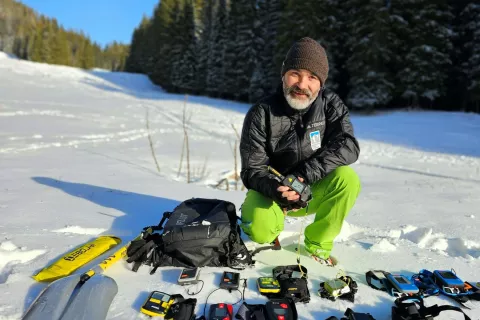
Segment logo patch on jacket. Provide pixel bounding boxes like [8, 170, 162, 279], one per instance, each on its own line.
[306, 121, 324, 129]
[309, 131, 321, 150]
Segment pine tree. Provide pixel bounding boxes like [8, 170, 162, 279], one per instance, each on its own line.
[51, 21, 70, 66]
[196, 0, 215, 93]
[169, 1, 186, 91]
[445, 0, 471, 110]
[125, 16, 150, 73]
[149, 0, 180, 87]
[174, 0, 198, 92]
[31, 22, 44, 62]
[311, 0, 346, 92]
[459, 2, 480, 111]
[42, 19, 54, 63]
[395, 0, 453, 107]
[344, 0, 395, 109]
[31, 17, 54, 63]
[207, 0, 228, 97]
[79, 39, 95, 69]
[224, 0, 257, 101]
[249, 0, 284, 102]
[275, 0, 316, 74]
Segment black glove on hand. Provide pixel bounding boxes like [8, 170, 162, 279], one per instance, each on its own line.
[284, 200, 308, 212]
[273, 182, 310, 211]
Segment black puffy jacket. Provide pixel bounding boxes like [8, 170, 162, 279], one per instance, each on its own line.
[240, 86, 360, 205]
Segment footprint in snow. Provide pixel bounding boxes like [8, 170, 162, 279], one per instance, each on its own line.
[0, 241, 46, 284]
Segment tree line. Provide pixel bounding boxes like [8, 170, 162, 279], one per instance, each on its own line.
[1, 0, 479, 113]
[0, 0, 129, 71]
[125, 0, 480, 113]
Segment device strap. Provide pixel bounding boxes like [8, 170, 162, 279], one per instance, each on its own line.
[249, 237, 282, 257]
[393, 296, 471, 320]
[365, 270, 387, 291]
[235, 302, 266, 320]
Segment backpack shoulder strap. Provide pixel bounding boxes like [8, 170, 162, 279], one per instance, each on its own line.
[426, 305, 471, 320]
[393, 296, 471, 320]
[156, 211, 172, 230]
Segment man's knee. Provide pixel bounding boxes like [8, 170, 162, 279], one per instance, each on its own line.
[240, 190, 284, 244]
[329, 166, 361, 194]
[241, 208, 282, 244]
[245, 222, 279, 244]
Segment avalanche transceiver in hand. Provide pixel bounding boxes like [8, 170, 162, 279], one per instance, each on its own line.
[209, 303, 233, 320]
[140, 291, 175, 317]
[268, 166, 312, 205]
[178, 267, 200, 286]
[220, 271, 240, 290]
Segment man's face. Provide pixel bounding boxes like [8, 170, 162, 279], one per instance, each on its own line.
[282, 69, 321, 110]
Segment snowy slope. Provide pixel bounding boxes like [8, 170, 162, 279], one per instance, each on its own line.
[0, 52, 479, 320]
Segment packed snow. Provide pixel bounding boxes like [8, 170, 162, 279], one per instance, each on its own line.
[0, 51, 479, 319]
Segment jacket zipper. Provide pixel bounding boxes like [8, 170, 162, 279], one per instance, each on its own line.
[296, 116, 303, 164]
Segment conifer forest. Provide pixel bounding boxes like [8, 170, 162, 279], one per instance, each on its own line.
[1, 0, 479, 112]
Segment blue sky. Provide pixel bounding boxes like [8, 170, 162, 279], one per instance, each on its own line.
[19, 0, 159, 47]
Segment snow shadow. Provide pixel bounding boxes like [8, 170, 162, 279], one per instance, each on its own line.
[24, 177, 182, 313]
[357, 162, 480, 184]
[132, 290, 150, 313]
[31, 176, 180, 236]
[81, 69, 251, 114]
[352, 111, 480, 158]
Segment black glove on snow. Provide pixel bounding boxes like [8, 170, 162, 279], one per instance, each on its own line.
[126, 233, 163, 274]
[165, 298, 197, 320]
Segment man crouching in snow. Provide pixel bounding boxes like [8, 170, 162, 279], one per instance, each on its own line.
[239, 37, 361, 266]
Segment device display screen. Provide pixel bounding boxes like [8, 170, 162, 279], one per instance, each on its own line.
[215, 308, 227, 316]
[438, 271, 457, 279]
[182, 268, 197, 278]
[291, 180, 305, 193]
[260, 278, 278, 287]
[152, 292, 170, 302]
[394, 276, 408, 284]
[274, 308, 286, 315]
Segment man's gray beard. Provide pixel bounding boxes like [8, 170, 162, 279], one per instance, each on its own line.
[283, 86, 319, 110]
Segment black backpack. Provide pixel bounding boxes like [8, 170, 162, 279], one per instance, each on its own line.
[126, 198, 254, 273]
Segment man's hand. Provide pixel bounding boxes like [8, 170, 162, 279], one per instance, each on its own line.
[277, 177, 305, 211]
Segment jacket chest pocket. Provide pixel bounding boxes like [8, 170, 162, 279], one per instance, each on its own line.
[303, 120, 325, 155]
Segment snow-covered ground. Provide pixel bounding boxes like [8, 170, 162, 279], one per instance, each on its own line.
[1, 52, 479, 319]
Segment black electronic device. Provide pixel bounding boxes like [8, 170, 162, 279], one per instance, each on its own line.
[220, 271, 240, 291]
[140, 291, 175, 317]
[265, 299, 296, 320]
[209, 303, 233, 320]
[344, 308, 376, 320]
[268, 166, 312, 206]
[178, 267, 200, 286]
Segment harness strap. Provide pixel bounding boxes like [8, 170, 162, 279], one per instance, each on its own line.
[393, 296, 471, 320]
[250, 238, 282, 257]
[235, 302, 266, 320]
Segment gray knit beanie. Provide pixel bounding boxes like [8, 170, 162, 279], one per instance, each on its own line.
[281, 37, 329, 86]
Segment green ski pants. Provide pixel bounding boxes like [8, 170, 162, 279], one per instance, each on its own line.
[240, 166, 361, 259]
